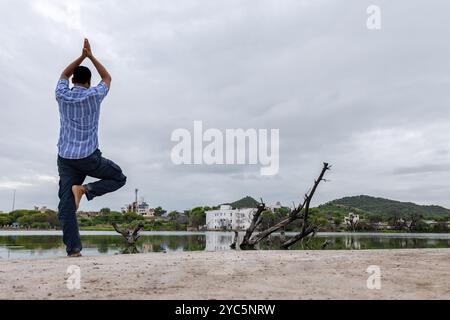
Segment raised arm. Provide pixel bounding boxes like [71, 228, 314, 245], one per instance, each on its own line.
[59, 39, 90, 80]
[60, 55, 86, 80]
[83, 39, 112, 88]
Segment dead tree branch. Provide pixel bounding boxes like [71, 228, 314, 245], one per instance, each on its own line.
[112, 222, 144, 246]
[281, 224, 318, 249]
[239, 200, 267, 249]
[238, 163, 331, 250]
[280, 162, 331, 249]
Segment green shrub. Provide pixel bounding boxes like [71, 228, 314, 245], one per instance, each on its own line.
[31, 222, 51, 230]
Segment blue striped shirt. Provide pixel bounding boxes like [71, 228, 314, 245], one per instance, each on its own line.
[56, 79, 109, 159]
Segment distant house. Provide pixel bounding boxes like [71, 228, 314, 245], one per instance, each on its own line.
[344, 212, 360, 230]
[122, 202, 137, 214]
[136, 202, 154, 219]
[372, 222, 390, 230]
[78, 211, 102, 218]
[123, 201, 155, 219]
[267, 202, 282, 211]
[34, 206, 49, 213]
[423, 220, 438, 226]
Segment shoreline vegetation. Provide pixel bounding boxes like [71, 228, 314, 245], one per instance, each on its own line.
[1, 195, 449, 234]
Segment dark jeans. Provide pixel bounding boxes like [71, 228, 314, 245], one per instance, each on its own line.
[57, 149, 127, 255]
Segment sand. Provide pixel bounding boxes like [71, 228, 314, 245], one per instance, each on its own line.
[0, 249, 449, 300]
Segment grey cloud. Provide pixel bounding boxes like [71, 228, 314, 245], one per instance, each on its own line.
[1, 0, 450, 212]
[393, 164, 450, 175]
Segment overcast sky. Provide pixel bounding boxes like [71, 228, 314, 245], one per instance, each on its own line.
[1, 0, 449, 212]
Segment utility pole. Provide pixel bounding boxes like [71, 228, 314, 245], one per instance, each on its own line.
[12, 190, 16, 212]
[135, 188, 139, 213]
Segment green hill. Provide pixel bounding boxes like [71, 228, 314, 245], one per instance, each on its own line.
[322, 195, 450, 218]
[228, 196, 260, 209]
[224, 195, 450, 220]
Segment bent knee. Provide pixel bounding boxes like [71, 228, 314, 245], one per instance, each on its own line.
[117, 173, 127, 188]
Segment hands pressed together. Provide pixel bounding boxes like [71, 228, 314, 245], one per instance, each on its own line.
[82, 38, 93, 60]
[60, 38, 111, 87]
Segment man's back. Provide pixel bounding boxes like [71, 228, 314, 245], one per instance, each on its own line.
[56, 79, 109, 160]
[56, 39, 124, 258]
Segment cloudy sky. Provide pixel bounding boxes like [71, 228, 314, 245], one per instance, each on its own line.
[1, 0, 449, 212]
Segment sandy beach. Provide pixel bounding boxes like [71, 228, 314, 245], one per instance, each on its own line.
[0, 249, 449, 300]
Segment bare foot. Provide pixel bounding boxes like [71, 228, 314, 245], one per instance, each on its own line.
[72, 185, 86, 211]
[68, 252, 83, 258]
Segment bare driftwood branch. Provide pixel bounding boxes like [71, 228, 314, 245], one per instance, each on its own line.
[132, 223, 144, 241]
[240, 200, 267, 249]
[281, 224, 318, 249]
[112, 223, 128, 238]
[112, 222, 144, 246]
[238, 163, 331, 250]
[280, 162, 331, 249]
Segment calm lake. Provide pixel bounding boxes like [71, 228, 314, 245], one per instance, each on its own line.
[0, 231, 449, 260]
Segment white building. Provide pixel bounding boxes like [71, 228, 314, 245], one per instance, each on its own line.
[122, 201, 155, 219]
[344, 212, 360, 230]
[267, 202, 282, 211]
[137, 202, 155, 218]
[34, 206, 49, 213]
[206, 205, 255, 231]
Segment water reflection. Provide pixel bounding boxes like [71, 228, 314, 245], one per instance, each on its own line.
[205, 232, 235, 251]
[0, 231, 449, 260]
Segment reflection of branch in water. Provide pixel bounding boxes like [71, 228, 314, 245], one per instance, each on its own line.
[322, 240, 332, 250]
[299, 230, 317, 250]
[121, 245, 140, 254]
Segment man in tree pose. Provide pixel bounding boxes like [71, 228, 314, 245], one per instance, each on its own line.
[56, 39, 127, 257]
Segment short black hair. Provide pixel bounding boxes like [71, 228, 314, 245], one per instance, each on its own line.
[73, 66, 92, 84]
